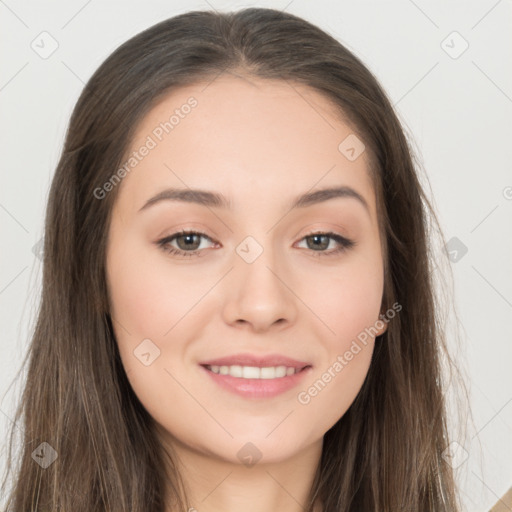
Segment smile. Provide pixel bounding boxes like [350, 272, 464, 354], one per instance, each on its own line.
[200, 364, 312, 399]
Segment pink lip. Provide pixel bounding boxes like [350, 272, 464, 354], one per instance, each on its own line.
[199, 353, 311, 370]
[199, 365, 313, 399]
[198, 353, 313, 399]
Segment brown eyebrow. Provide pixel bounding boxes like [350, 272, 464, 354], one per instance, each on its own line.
[138, 185, 370, 214]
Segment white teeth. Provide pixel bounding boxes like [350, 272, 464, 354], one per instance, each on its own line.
[207, 364, 301, 379]
[242, 366, 260, 379]
[260, 367, 276, 379]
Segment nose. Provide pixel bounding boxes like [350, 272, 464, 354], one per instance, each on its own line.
[221, 242, 298, 333]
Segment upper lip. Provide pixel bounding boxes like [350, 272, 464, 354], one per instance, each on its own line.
[200, 353, 312, 370]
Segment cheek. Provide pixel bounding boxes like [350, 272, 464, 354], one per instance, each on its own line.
[107, 239, 207, 340]
[308, 256, 384, 342]
[295, 259, 383, 422]
[106, 237, 216, 393]
[106, 241, 192, 414]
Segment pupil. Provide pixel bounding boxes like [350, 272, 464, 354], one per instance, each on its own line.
[310, 234, 327, 250]
[180, 234, 199, 249]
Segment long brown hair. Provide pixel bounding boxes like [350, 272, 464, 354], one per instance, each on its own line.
[1, 7, 471, 511]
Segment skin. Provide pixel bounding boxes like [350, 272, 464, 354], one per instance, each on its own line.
[106, 73, 387, 512]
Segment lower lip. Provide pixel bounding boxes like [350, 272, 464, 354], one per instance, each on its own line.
[199, 365, 313, 399]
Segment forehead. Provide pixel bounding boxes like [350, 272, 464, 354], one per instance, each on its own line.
[116, 74, 376, 219]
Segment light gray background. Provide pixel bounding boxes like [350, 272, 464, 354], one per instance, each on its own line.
[1, 1, 511, 510]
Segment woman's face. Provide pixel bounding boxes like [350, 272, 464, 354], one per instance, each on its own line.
[106, 74, 386, 465]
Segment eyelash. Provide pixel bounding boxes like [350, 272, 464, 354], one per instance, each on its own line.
[156, 229, 355, 259]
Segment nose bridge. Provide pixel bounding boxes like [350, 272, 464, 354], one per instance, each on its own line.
[235, 232, 286, 298]
[222, 232, 297, 331]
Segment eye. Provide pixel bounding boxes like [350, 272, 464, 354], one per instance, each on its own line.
[156, 230, 217, 258]
[295, 231, 356, 257]
[156, 230, 355, 258]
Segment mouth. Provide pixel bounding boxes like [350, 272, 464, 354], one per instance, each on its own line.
[198, 355, 313, 399]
